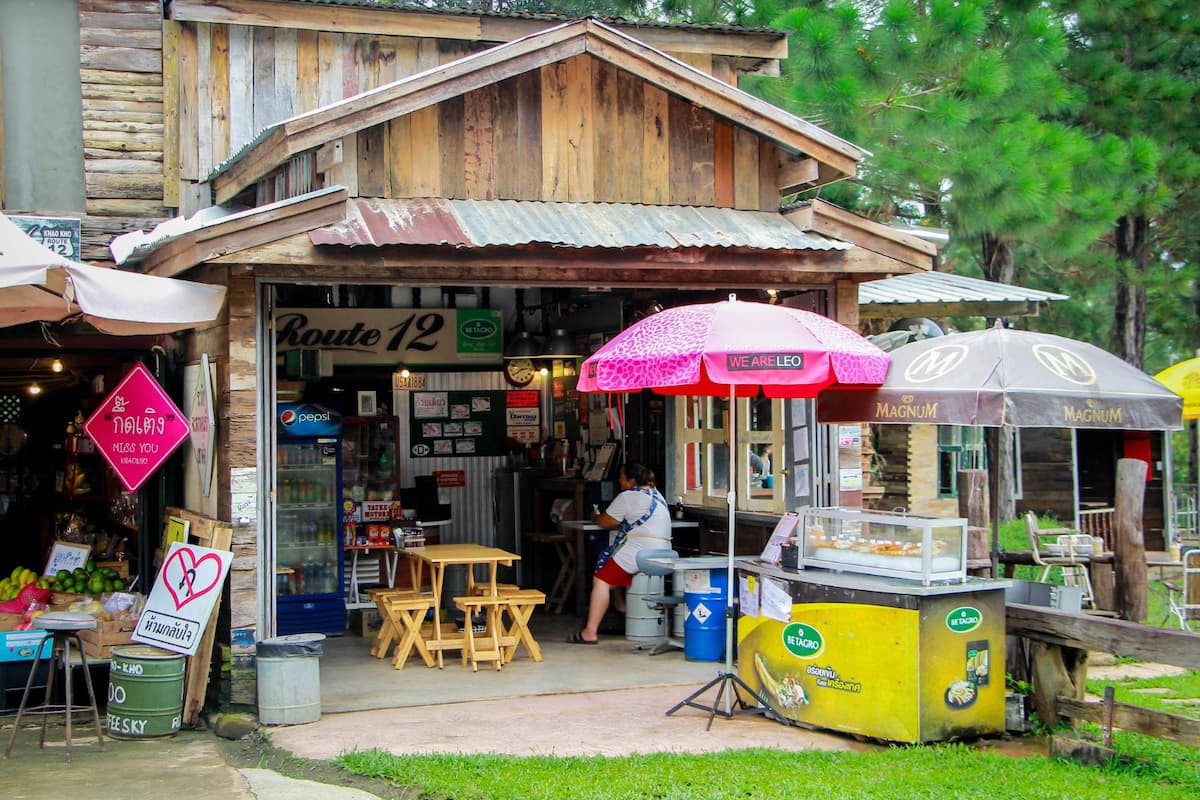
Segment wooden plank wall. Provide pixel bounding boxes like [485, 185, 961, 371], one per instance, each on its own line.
[320, 54, 774, 210]
[79, 0, 167, 249]
[1017, 428, 1075, 522]
[179, 23, 766, 209]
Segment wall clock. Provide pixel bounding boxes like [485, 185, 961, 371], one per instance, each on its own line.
[504, 358, 536, 388]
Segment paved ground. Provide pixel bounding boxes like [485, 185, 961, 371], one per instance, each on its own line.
[269, 683, 873, 760]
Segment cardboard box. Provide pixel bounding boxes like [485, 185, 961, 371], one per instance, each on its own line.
[0, 613, 22, 632]
[351, 608, 383, 638]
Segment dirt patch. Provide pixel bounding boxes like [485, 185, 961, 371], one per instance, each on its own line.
[217, 732, 410, 800]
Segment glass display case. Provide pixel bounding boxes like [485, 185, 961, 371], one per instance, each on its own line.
[342, 416, 400, 503]
[797, 506, 967, 585]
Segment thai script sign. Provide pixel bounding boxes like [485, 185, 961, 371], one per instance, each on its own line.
[83, 362, 191, 492]
[134, 542, 232, 655]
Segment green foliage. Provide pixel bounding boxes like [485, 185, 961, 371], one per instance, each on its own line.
[337, 741, 1200, 798]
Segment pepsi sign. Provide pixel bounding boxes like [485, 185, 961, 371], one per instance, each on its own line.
[277, 403, 342, 438]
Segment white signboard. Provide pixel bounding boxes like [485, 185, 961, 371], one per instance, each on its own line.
[189, 353, 216, 497]
[133, 542, 232, 655]
[413, 392, 448, 419]
[44, 541, 91, 577]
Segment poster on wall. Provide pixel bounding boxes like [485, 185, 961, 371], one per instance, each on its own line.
[409, 390, 510, 457]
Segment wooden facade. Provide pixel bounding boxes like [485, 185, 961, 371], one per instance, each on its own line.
[8, 2, 938, 703]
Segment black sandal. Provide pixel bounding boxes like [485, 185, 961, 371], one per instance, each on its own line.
[566, 631, 598, 645]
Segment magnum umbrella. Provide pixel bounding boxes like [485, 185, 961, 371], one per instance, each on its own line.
[578, 294, 889, 726]
[816, 323, 1184, 569]
[0, 213, 226, 335]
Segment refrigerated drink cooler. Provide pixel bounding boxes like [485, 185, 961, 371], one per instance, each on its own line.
[275, 403, 345, 636]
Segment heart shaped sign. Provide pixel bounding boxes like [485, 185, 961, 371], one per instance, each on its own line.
[163, 547, 224, 611]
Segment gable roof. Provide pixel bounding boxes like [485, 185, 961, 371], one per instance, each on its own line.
[210, 18, 865, 203]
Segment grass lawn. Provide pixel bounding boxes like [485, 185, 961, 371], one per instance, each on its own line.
[337, 741, 1199, 799]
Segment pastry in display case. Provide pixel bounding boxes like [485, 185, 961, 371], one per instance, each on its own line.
[798, 506, 967, 584]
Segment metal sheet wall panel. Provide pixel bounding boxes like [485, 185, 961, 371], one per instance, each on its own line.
[394, 370, 510, 549]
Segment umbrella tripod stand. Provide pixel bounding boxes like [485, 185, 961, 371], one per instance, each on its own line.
[665, 392, 780, 730]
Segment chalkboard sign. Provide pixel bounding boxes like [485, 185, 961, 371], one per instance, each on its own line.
[409, 390, 508, 458]
[44, 541, 91, 577]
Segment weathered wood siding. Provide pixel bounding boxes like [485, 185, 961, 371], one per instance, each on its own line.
[1016, 428, 1075, 523]
[78, 0, 168, 259]
[177, 24, 760, 207]
[285, 55, 774, 209]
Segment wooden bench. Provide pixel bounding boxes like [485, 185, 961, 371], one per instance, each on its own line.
[498, 588, 546, 664]
[453, 595, 506, 671]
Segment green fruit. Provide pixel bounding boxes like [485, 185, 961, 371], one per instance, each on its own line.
[85, 560, 96, 573]
[113, 579, 127, 591]
[56, 569, 71, 582]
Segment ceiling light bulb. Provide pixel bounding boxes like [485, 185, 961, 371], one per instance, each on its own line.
[539, 366, 549, 377]
[398, 367, 411, 379]
[51, 359, 64, 373]
[27, 383, 42, 396]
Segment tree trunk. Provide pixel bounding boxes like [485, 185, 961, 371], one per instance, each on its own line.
[1113, 458, 1148, 622]
[981, 233, 1015, 328]
[1112, 215, 1149, 369]
[987, 426, 1016, 528]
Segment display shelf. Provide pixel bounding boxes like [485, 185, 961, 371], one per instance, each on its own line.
[798, 506, 967, 585]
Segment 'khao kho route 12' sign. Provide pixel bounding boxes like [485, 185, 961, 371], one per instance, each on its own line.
[83, 362, 191, 492]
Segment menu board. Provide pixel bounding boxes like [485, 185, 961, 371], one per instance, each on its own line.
[409, 390, 509, 458]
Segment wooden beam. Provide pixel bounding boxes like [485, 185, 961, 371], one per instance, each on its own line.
[1057, 696, 1200, 748]
[1006, 602, 1200, 670]
[778, 156, 819, 194]
[168, 0, 786, 61]
[861, 300, 1043, 320]
[785, 200, 937, 270]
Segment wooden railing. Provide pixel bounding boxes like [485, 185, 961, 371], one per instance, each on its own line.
[1006, 603, 1200, 747]
[1078, 507, 1115, 551]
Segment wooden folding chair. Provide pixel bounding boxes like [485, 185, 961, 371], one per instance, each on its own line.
[530, 532, 575, 614]
[453, 595, 506, 671]
[377, 592, 435, 669]
[498, 588, 546, 664]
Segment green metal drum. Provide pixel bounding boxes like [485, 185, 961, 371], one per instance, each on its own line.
[107, 644, 186, 738]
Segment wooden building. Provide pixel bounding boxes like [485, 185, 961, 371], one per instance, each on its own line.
[5, 2, 938, 703]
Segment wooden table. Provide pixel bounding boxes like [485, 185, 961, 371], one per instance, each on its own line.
[556, 520, 699, 618]
[398, 544, 519, 668]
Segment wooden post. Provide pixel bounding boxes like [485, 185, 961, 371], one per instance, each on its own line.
[958, 469, 991, 575]
[1113, 458, 1149, 622]
[957, 469, 990, 528]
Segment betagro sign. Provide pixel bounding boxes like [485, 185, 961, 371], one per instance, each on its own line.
[275, 308, 502, 365]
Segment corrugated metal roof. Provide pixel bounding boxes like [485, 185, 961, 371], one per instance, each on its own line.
[279, 1, 782, 35]
[310, 198, 853, 251]
[859, 271, 1068, 307]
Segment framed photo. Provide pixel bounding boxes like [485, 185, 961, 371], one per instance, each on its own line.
[357, 390, 377, 416]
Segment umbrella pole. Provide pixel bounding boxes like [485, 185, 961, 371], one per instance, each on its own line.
[666, 387, 777, 729]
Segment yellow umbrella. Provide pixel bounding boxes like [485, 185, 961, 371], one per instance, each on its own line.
[1154, 357, 1200, 420]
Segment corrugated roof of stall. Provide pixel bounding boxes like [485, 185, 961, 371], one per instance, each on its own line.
[859, 271, 1068, 307]
[310, 198, 853, 250]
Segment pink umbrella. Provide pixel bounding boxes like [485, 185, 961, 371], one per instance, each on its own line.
[577, 295, 888, 398]
[577, 294, 888, 726]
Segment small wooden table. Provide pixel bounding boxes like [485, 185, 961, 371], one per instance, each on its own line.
[398, 544, 519, 668]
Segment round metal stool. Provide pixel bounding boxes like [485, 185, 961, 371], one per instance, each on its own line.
[4, 611, 105, 762]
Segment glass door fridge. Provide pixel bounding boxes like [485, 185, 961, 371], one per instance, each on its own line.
[276, 403, 345, 635]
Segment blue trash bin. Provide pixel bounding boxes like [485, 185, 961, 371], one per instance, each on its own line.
[683, 567, 727, 661]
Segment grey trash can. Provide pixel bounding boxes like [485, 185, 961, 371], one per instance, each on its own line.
[256, 633, 325, 725]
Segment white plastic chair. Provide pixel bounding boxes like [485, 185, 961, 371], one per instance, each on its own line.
[1025, 512, 1095, 608]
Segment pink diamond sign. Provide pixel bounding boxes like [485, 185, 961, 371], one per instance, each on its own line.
[84, 362, 191, 492]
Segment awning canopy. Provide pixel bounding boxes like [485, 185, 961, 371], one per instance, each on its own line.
[0, 213, 226, 336]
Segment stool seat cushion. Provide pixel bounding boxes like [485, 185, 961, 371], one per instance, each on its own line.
[34, 611, 97, 631]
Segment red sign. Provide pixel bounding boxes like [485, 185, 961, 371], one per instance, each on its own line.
[506, 390, 539, 408]
[434, 470, 466, 488]
[83, 362, 191, 492]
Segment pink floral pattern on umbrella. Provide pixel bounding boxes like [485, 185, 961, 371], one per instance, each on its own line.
[578, 296, 888, 398]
